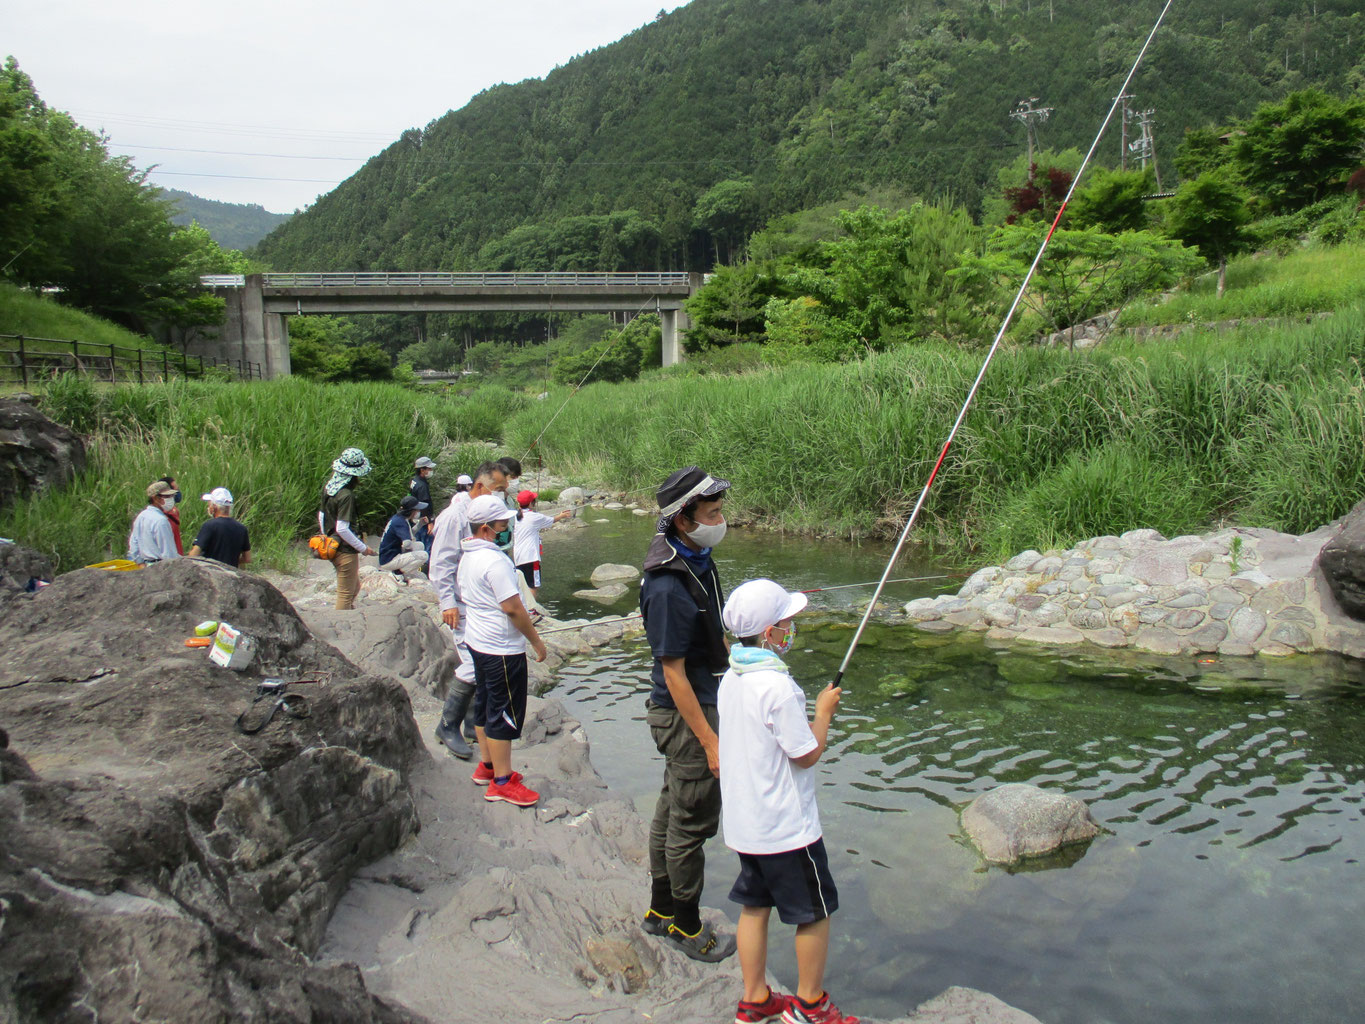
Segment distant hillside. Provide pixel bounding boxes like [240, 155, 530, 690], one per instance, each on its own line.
[253, 0, 1365, 273]
[162, 189, 292, 251]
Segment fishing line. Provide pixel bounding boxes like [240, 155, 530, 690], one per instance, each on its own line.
[832, 0, 1176, 689]
[519, 290, 668, 465]
[800, 574, 965, 594]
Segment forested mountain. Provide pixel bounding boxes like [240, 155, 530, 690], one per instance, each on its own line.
[161, 189, 291, 250]
[253, 0, 1365, 274]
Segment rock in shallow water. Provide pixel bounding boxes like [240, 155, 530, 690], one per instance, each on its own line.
[961, 783, 1101, 865]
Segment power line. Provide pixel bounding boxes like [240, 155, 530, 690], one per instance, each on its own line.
[149, 171, 343, 183]
[112, 143, 371, 161]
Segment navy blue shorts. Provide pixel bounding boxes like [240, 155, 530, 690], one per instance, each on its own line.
[469, 648, 528, 741]
[728, 837, 838, 925]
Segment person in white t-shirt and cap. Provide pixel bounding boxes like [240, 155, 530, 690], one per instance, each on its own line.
[717, 579, 855, 1024]
[457, 493, 548, 808]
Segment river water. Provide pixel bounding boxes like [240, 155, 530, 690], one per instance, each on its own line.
[537, 509, 1365, 1024]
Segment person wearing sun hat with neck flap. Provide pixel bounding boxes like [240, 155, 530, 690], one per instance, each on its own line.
[319, 447, 376, 610]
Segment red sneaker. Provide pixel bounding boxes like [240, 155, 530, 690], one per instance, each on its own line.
[485, 776, 540, 806]
[736, 987, 791, 1023]
[471, 764, 522, 786]
[782, 993, 858, 1024]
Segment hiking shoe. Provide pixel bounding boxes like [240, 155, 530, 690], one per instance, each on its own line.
[434, 721, 473, 760]
[471, 764, 522, 786]
[664, 921, 735, 963]
[485, 777, 540, 806]
[737, 988, 791, 1023]
[641, 909, 673, 936]
[781, 993, 858, 1024]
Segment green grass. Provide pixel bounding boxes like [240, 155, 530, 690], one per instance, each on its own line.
[0, 282, 164, 351]
[504, 306, 1365, 560]
[1117, 243, 1365, 327]
[0, 375, 504, 571]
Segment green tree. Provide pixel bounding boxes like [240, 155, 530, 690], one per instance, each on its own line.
[1068, 167, 1155, 234]
[692, 178, 758, 264]
[1173, 126, 1235, 181]
[954, 226, 1203, 343]
[1164, 170, 1252, 298]
[683, 262, 768, 350]
[552, 331, 643, 385]
[1231, 89, 1365, 213]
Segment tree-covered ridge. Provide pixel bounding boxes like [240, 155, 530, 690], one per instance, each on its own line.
[254, 0, 1365, 275]
[161, 189, 292, 251]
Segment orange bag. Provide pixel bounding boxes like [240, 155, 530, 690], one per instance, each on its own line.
[308, 534, 340, 560]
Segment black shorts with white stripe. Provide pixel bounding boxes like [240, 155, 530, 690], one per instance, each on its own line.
[728, 837, 838, 925]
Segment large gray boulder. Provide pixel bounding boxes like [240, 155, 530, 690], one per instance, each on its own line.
[961, 783, 1100, 865]
[1317, 500, 1365, 620]
[0, 558, 428, 1022]
[0, 541, 53, 601]
[0, 397, 86, 512]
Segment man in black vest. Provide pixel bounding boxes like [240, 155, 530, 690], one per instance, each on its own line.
[639, 466, 735, 963]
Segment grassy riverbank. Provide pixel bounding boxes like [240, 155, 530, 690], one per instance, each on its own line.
[9, 289, 1365, 573]
[506, 304, 1365, 558]
[0, 374, 493, 571]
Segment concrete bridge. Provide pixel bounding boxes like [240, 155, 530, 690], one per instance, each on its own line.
[199, 271, 701, 379]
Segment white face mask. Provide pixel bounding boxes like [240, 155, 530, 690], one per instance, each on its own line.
[684, 517, 727, 549]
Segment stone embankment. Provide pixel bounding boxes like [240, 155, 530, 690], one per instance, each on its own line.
[904, 520, 1365, 659]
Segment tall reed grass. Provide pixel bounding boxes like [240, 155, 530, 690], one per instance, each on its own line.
[505, 306, 1365, 559]
[1, 376, 497, 571]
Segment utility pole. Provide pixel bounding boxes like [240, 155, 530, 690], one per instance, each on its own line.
[1130, 108, 1162, 190]
[1010, 97, 1053, 171]
[1118, 92, 1132, 170]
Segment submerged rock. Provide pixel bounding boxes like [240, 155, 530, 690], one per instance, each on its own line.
[961, 783, 1101, 865]
[590, 562, 640, 585]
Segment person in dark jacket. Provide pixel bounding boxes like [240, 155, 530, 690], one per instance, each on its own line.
[638, 465, 736, 963]
[410, 456, 437, 554]
[378, 495, 429, 580]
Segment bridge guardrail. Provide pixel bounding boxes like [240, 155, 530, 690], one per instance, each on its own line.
[201, 272, 693, 289]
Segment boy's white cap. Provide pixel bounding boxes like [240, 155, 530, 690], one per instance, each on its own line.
[467, 494, 513, 525]
[723, 579, 808, 637]
[201, 487, 233, 505]
[456, 473, 474, 485]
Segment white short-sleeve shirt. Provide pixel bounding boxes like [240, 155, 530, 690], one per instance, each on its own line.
[718, 659, 822, 854]
[512, 510, 555, 565]
[456, 540, 525, 655]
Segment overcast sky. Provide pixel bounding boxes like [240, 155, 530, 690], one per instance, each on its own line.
[5, 1, 687, 214]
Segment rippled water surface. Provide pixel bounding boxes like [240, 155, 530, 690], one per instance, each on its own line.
[537, 512, 1365, 1024]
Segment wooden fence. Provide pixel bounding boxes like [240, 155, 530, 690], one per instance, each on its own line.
[0, 336, 262, 386]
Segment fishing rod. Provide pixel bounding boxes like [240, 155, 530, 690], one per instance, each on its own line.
[832, 0, 1176, 690]
[537, 613, 643, 635]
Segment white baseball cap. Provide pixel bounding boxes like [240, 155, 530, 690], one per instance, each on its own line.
[722, 579, 808, 638]
[467, 494, 513, 525]
[456, 474, 474, 486]
[201, 487, 233, 505]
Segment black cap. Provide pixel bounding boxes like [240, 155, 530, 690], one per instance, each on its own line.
[399, 495, 429, 512]
[656, 466, 730, 528]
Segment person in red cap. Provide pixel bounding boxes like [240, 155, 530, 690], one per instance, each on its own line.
[512, 490, 573, 598]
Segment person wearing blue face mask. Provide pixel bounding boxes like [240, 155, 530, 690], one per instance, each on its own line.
[638, 466, 736, 963]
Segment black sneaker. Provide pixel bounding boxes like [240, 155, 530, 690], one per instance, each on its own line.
[434, 720, 473, 760]
[665, 921, 735, 962]
[641, 909, 673, 936]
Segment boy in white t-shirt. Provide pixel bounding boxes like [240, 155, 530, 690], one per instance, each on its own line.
[718, 580, 855, 1024]
[457, 494, 548, 808]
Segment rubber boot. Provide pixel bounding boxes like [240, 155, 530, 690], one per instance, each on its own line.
[435, 681, 475, 759]
[463, 697, 478, 742]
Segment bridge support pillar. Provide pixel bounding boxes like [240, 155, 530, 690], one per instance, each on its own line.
[661, 307, 685, 367]
[218, 275, 291, 379]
